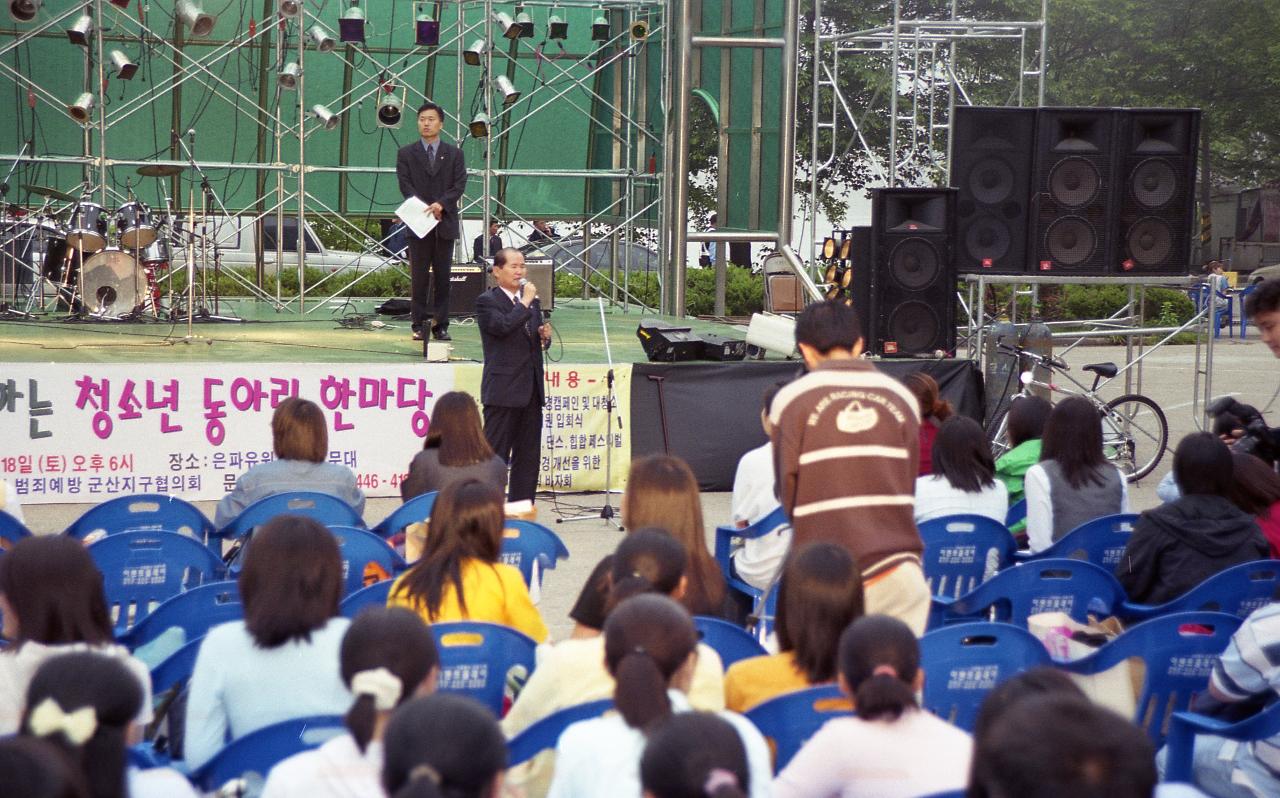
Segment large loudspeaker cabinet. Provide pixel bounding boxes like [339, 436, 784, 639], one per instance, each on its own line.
[870, 188, 957, 357]
[485, 258, 556, 309]
[951, 107, 1036, 274]
[845, 226, 874, 346]
[1031, 108, 1120, 275]
[1114, 109, 1201, 275]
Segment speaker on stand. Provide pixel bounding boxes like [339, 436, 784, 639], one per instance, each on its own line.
[869, 188, 957, 357]
[1114, 109, 1200, 275]
[951, 106, 1037, 274]
[1030, 108, 1120, 275]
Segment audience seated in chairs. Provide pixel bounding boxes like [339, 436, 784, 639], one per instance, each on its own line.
[1226, 452, 1280, 557]
[642, 712, 753, 798]
[993, 395, 1051, 536]
[184, 515, 352, 769]
[399, 391, 508, 502]
[914, 416, 1009, 525]
[1116, 433, 1267, 605]
[213, 397, 366, 529]
[0, 536, 153, 735]
[1025, 396, 1131, 553]
[725, 543, 863, 713]
[386, 479, 547, 643]
[727, 383, 792, 596]
[262, 607, 439, 798]
[21, 651, 196, 798]
[902, 372, 952, 477]
[381, 693, 508, 798]
[547, 594, 771, 798]
[773, 614, 972, 798]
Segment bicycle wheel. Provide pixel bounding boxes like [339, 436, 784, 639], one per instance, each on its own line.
[1100, 393, 1169, 482]
[987, 407, 1012, 459]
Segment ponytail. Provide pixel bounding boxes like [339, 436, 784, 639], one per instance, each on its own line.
[641, 713, 751, 798]
[853, 667, 918, 722]
[340, 608, 438, 752]
[604, 529, 688, 617]
[903, 372, 951, 422]
[604, 595, 698, 733]
[382, 694, 506, 798]
[391, 762, 448, 798]
[613, 649, 674, 731]
[838, 615, 920, 723]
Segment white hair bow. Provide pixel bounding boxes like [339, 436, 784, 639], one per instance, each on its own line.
[28, 698, 97, 745]
[351, 667, 403, 711]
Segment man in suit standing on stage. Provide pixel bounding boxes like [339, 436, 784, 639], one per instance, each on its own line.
[477, 247, 551, 502]
[396, 102, 467, 342]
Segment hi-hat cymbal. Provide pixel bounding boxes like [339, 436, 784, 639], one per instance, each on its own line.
[22, 184, 76, 202]
[136, 164, 185, 178]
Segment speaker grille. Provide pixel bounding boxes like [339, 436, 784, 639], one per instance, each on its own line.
[886, 301, 941, 354]
[1125, 217, 1174, 266]
[1048, 157, 1101, 207]
[1129, 158, 1178, 209]
[963, 213, 1012, 264]
[888, 238, 941, 290]
[1045, 216, 1098, 267]
[1115, 109, 1200, 275]
[951, 107, 1035, 274]
[968, 157, 1016, 205]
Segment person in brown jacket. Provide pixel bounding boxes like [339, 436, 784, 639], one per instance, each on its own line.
[769, 300, 930, 634]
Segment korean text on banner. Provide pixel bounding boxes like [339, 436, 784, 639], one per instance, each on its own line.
[539, 364, 631, 493]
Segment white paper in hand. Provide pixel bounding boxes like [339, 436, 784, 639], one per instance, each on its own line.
[396, 197, 439, 239]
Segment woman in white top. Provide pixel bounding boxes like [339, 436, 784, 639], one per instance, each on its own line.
[773, 614, 973, 798]
[914, 416, 1009, 524]
[547, 594, 772, 798]
[382, 693, 509, 798]
[262, 606, 440, 798]
[184, 515, 353, 769]
[0, 536, 153, 736]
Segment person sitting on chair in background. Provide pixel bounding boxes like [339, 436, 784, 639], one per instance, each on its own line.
[401, 391, 508, 501]
[727, 382, 792, 596]
[914, 416, 1009, 525]
[528, 219, 557, 244]
[902, 372, 952, 476]
[994, 394, 1051, 524]
[473, 220, 502, 263]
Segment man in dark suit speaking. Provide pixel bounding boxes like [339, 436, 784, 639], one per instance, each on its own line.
[477, 247, 551, 502]
[395, 102, 467, 342]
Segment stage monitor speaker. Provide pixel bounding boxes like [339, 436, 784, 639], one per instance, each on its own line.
[447, 265, 486, 316]
[1030, 108, 1120, 275]
[870, 189, 957, 357]
[844, 226, 874, 346]
[636, 319, 702, 362]
[1114, 108, 1200, 275]
[951, 106, 1037, 274]
[486, 257, 555, 309]
[698, 332, 747, 361]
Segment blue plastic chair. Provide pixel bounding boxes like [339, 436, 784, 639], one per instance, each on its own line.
[371, 491, 437, 538]
[1189, 283, 1234, 338]
[713, 505, 790, 603]
[117, 580, 241, 651]
[188, 715, 346, 792]
[1005, 498, 1027, 530]
[88, 530, 226, 634]
[328, 525, 407, 595]
[340, 578, 395, 618]
[150, 635, 205, 696]
[1237, 284, 1257, 338]
[218, 491, 365, 539]
[0, 510, 32, 548]
[918, 514, 1018, 600]
[1120, 560, 1280, 622]
[1164, 701, 1280, 783]
[431, 621, 538, 714]
[508, 699, 614, 765]
[693, 616, 769, 668]
[1058, 611, 1242, 748]
[744, 684, 851, 772]
[919, 621, 1053, 731]
[500, 520, 570, 590]
[1016, 513, 1138, 569]
[67, 493, 219, 552]
[928, 558, 1126, 631]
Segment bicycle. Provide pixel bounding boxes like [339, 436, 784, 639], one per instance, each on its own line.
[987, 342, 1169, 482]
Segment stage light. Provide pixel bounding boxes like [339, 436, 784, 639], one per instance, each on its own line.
[745, 312, 797, 357]
[278, 61, 300, 89]
[414, 5, 438, 46]
[67, 92, 94, 124]
[339, 1, 364, 43]
[515, 11, 534, 38]
[376, 91, 402, 128]
[821, 236, 838, 260]
[312, 103, 339, 131]
[310, 24, 336, 52]
[8, 0, 41, 23]
[176, 0, 216, 37]
[629, 19, 649, 40]
[493, 11, 519, 39]
[277, 0, 299, 18]
[463, 39, 486, 66]
[547, 13, 567, 40]
[469, 112, 490, 138]
[66, 12, 93, 46]
[591, 9, 609, 42]
[495, 75, 520, 107]
[109, 50, 137, 80]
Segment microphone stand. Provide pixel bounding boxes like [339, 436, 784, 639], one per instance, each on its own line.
[175, 131, 239, 324]
[558, 296, 622, 529]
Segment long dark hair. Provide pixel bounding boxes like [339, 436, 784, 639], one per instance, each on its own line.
[341, 608, 439, 753]
[1040, 396, 1108, 489]
[425, 392, 497, 468]
[932, 416, 997, 493]
[641, 713, 749, 798]
[605, 528, 688, 615]
[838, 615, 919, 722]
[0, 737, 89, 798]
[1172, 432, 1234, 497]
[395, 479, 503, 618]
[0, 536, 112, 648]
[605, 594, 698, 732]
[775, 543, 864, 683]
[1228, 452, 1280, 516]
[382, 693, 507, 798]
[239, 515, 343, 648]
[20, 652, 143, 798]
[1006, 395, 1051, 448]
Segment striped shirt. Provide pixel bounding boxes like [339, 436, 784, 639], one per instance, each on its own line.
[1210, 601, 1280, 780]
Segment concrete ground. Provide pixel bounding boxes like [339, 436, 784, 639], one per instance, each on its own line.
[21, 334, 1280, 641]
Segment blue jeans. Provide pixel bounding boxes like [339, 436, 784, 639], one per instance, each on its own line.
[1158, 736, 1280, 798]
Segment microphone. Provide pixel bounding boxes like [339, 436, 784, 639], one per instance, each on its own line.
[518, 278, 527, 288]
[187, 129, 196, 148]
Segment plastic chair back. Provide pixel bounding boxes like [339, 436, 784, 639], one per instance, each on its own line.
[918, 514, 1017, 599]
[188, 715, 346, 792]
[694, 616, 768, 668]
[431, 621, 538, 714]
[89, 530, 226, 634]
[713, 505, 790, 602]
[67, 493, 218, 552]
[508, 699, 614, 765]
[919, 622, 1052, 730]
[340, 579, 395, 618]
[928, 558, 1125, 631]
[1164, 701, 1280, 782]
[0, 511, 32, 549]
[150, 635, 205, 696]
[1005, 498, 1027, 529]
[218, 491, 364, 539]
[500, 520, 570, 589]
[1121, 560, 1280, 622]
[744, 684, 851, 772]
[371, 491, 437, 538]
[117, 580, 241, 650]
[1017, 513, 1138, 569]
[1058, 611, 1242, 747]
[328, 525, 406, 595]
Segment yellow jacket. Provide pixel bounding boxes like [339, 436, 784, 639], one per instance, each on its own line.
[387, 557, 549, 643]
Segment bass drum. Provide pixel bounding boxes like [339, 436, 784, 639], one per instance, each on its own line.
[81, 248, 142, 317]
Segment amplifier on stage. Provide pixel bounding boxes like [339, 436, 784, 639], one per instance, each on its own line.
[699, 333, 747, 361]
[636, 319, 703, 362]
[447, 265, 486, 316]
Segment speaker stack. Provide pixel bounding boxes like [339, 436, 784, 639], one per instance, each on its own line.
[869, 188, 958, 357]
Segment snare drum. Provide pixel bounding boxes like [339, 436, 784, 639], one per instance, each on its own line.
[116, 201, 157, 250]
[66, 202, 108, 252]
[138, 233, 171, 265]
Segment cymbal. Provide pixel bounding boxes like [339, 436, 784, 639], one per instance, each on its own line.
[22, 184, 76, 202]
[136, 164, 185, 178]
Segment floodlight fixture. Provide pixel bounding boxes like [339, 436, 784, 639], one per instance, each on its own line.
[309, 24, 336, 52]
[109, 50, 138, 80]
[493, 11, 519, 39]
[376, 91, 403, 128]
[495, 75, 520, 107]
[278, 0, 299, 18]
[278, 61, 300, 89]
[591, 8, 609, 42]
[469, 112, 490, 139]
[176, 0, 216, 37]
[66, 12, 93, 46]
[312, 103, 340, 131]
[463, 39, 486, 66]
[339, 1, 365, 43]
[67, 92, 95, 124]
[515, 11, 534, 38]
[821, 236, 838, 260]
[629, 19, 649, 40]
[547, 12, 567, 40]
[9, 0, 41, 23]
[414, 5, 439, 46]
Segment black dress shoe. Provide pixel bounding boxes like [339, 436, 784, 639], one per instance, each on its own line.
[432, 328, 452, 341]
[411, 330, 423, 341]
